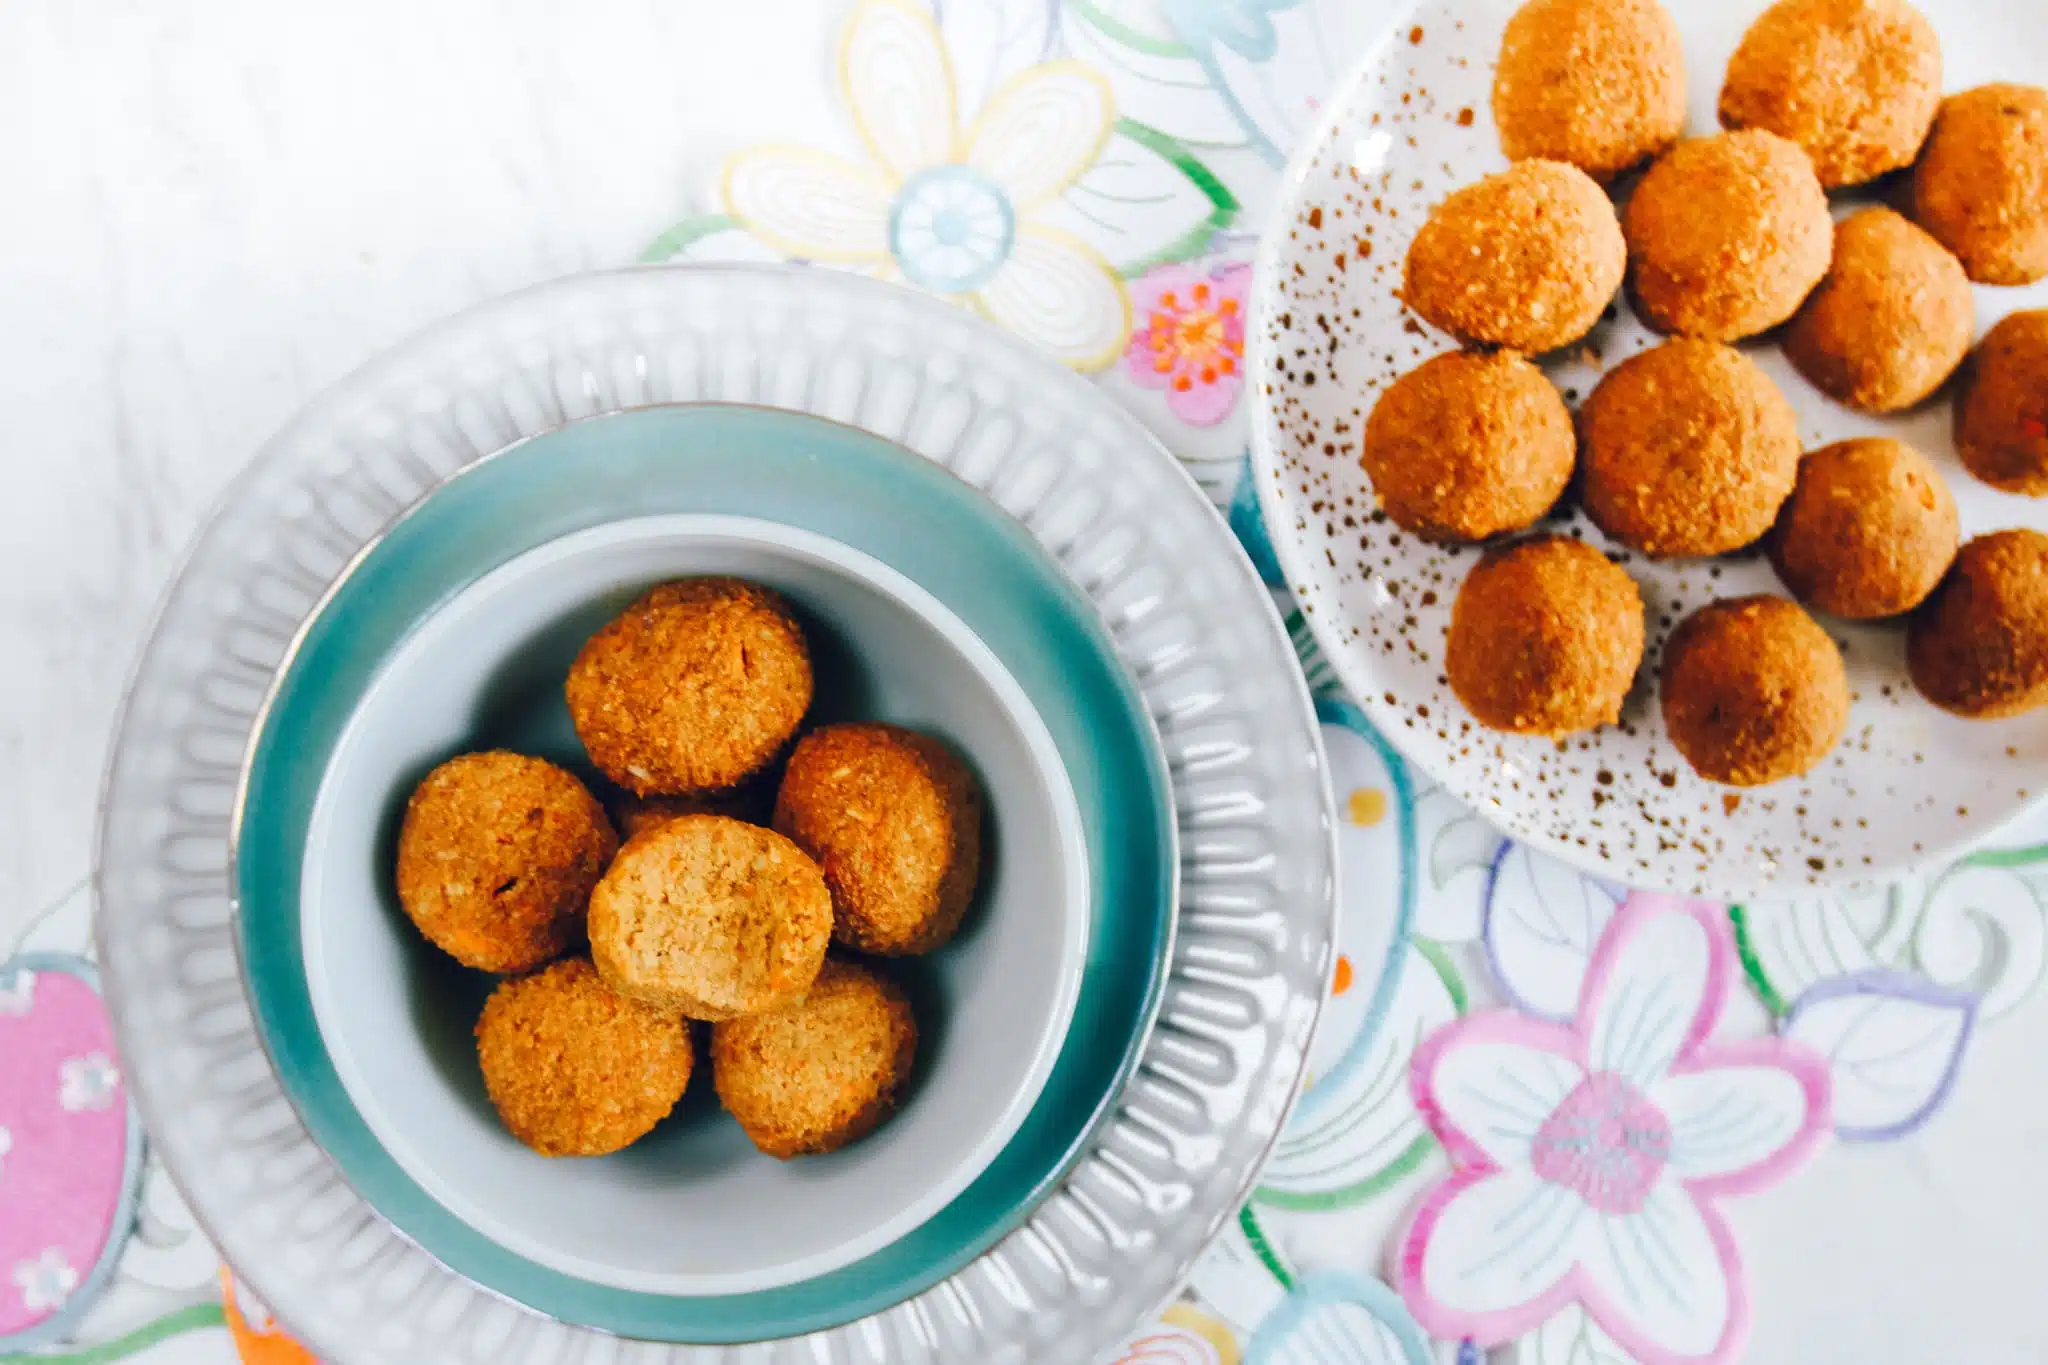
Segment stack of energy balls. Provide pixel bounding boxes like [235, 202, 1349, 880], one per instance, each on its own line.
[1368, 0, 2048, 787]
[392, 578, 982, 1160]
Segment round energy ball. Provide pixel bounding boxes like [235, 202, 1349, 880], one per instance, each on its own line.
[1766, 438, 1959, 618]
[475, 958, 694, 1157]
[1783, 208, 1973, 413]
[1955, 309, 2048, 495]
[1360, 350, 1574, 542]
[1493, 0, 1688, 182]
[1401, 160, 1625, 353]
[1661, 597, 1850, 787]
[588, 814, 832, 1020]
[1624, 130, 1833, 341]
[713, 959, 918, 1159]
[1909, 530, 2048, 718]
[1578, 339, 1803, 557]
[566, 578, 813, 796]
[1718, 0, 1942, 188]
[1445, 535, 1646, 736]
[394, 751, 617, 974]
[1912, 83, 2048, 285]
[773, 723, 983, 956]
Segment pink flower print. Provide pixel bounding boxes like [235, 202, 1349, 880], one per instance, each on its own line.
[1530, 1071, 1673, 1214]
[1125, 262, 1250, 427]
[1397, 895, 1833, 1365]
[0, 959, 134, 1342]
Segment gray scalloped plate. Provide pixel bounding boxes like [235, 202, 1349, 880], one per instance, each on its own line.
[95, 264, 1339, 1364]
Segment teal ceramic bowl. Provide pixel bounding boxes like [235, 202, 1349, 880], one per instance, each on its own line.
[232, 405, 1178, 1342]
[304, 513, 1094, 1299]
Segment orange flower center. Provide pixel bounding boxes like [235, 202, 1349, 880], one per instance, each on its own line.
[1145, 282, 1244, 393]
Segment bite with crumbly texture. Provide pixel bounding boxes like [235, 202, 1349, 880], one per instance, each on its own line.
[773, 723, 983, 956]
[712, 959, 918, 1159]
[475, 958, 693, 1157]
[394, 751, 617, 973]
[588, 814, 832, 1020]
[566, 578, 812, 796]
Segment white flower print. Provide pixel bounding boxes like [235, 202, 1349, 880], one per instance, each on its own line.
[720, 0, 1131, 368]
[14, 1247, 79, 1313]
[0, 968, 35, 1015]
[58, 1051, 121, 1113]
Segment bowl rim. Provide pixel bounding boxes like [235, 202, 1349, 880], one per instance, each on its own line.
[299, 510, 1094, 1297]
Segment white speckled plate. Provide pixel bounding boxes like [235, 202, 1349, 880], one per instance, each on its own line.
[94, 265, 1338, 1364]
[1251, 0, 2048, 899]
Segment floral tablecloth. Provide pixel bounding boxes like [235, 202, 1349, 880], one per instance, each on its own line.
[6, 1, 2045, 1361]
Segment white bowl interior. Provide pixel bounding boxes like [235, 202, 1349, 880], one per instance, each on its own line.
[302, 514, 1089, 1296]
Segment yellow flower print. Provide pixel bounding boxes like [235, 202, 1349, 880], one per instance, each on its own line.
[721, 0, 1132, 370]
[1114, 1300, 1242, 1364]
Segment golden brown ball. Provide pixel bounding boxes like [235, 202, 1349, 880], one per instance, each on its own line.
[1955, 309, 2048, 495]
[475, 958, 693, 1157]
[1661, 597, 1850, 786]
[588, 814, 832, 1020]
[1912, 83, 2048, 286]
[1401, 160, 1625, 353]
[394, 751, 617, 974]
[566, 578, 812, 797]
[1782, 208, 1973, 413]
[1766, 438, 1959, 618]
[1360, 351, 1574, 542]
[1445, 535, 1646, 735]
[1578, 339, 1803, 557]
[1493, 0, 1688, 182]
[1718, 0, 1942, 188]
[712, 959, 918, 1159]
[1624, 130, 1834, 341]
[773, 724, 983, 956]
[1908, 530, 2048, 718]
